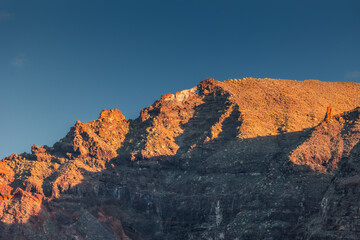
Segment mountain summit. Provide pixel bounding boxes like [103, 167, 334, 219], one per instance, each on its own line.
[1, 78, 360, 239]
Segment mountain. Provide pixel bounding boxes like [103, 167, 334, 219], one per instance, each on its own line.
[1, 78, 360, 239]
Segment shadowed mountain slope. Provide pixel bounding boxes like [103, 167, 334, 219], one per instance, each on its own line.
[1, 78, 360, 239]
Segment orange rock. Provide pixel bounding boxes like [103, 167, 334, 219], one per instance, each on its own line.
[98, 109, 126, 122]
[0, 183, 13, 199]
[161, 93, 175, 100]
[31, 145, 52, 162]
[324, 106, 333, 122]
[0, 161, 15, 183]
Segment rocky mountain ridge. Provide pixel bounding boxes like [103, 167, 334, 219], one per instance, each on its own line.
[1, 78, 360, 239]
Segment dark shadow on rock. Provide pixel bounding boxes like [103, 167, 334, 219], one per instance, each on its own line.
[1, 119, 355, 240]
[303, 140, 360, 240]
[174, 92, 231, 156]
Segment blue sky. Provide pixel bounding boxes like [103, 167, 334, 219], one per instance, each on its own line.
[0, 0, 359, 158]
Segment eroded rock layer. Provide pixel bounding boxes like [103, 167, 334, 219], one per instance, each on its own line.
[1, 78, 360, 239]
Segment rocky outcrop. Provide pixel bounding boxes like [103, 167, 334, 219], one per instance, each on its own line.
[1, 78, 360, 239]
[290, 107, 360, 173]
[324, 106, 333, 122]
[305, 136, 360, 239]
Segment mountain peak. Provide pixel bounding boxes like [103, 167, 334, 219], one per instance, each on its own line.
[98, 109, 126, 122]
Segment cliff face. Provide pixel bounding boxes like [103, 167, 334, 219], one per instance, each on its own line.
[1, 78, 360, 239]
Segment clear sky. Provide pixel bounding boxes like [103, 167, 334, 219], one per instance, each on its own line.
[0, 0, 359, 158]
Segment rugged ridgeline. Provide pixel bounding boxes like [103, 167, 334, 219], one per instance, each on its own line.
[1, 78, 360, 239]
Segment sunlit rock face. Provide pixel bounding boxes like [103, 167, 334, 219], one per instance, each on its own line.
[1, 78, 360, 239]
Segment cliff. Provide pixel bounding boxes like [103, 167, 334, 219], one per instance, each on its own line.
[1, 78, 360, 239]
